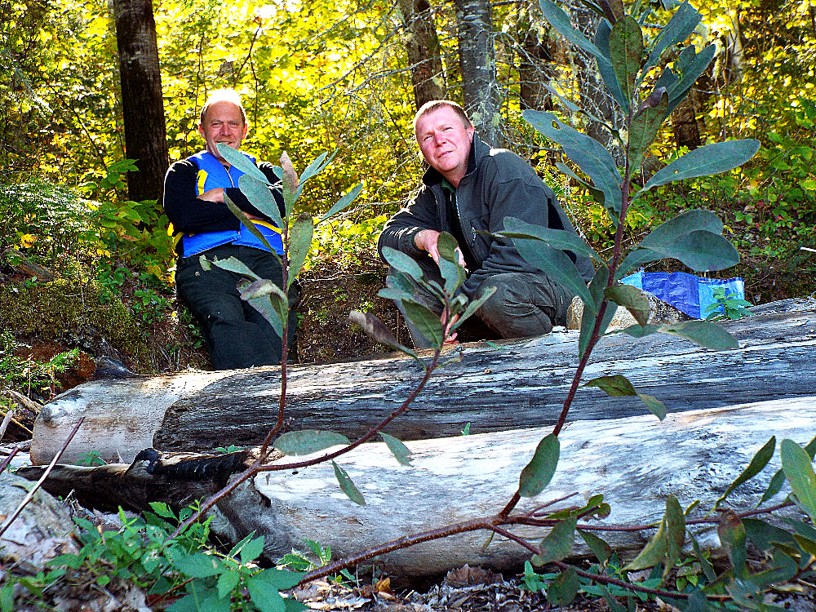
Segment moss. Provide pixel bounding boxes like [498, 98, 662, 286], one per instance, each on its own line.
[0, 278, 155, 372]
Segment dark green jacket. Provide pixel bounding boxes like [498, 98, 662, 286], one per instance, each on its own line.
[378, 135, 594, 297]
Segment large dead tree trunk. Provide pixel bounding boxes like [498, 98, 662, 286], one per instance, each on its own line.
[19, 397, 816, 578]
[30, 299, 816, 466]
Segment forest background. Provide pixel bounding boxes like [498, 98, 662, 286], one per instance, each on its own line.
[0, 0, 815, 401]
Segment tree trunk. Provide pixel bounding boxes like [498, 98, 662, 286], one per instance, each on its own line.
[19, 397, 816, 578]
[112, 0, 169, 201]
[517, 2, 554, 111]
[29, 299, 816, 465]
[454, 0, 503, 146]
[397, 0, 446, 109]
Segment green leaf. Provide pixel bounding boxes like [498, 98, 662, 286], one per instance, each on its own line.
[629, 91, 668, 173]
[217, 570, 240, 600]
[584, 374, 666, 419]
[659, 230, 740, 272]
[658, 320, 739, 351]
[237, 175, 283, 229]
[348, 311, 417, 358]
[640, 140, 761, 194]
[381, 246, 425, 282]
[401, 300, 444, 347]
[618, 209, 728, 277]
[640, 2, 701, 83]
[781, 439, 816, 521]
[519, 434, 560, 498]
[594, 21, 629, 113]
[578, 265, 613, 359]
[501, 217, 600, 263]
[211, 255, 261, 279]
[578, 529, 612, 564]
[760, 435, 816, 505]
[240, 536, 267, 564]
[332, 461, 366, 506]
[274, 430, 350, 455]
[513, 237, 594, 309]
[743, 518, 797, 553]
[718, 510, 748, 579]
[545, 566, 579, 606]
[299, 151, 336, 184]
[538, 0, 608, 66]
[450, 285, 496, 331]
[217, 144, 271, 184]
[605, 284, 649, 326]
[239, 278, 287, 337]
[173, 552, 223, 578]
[287, 215, 314, 288]
[665, 45, 717, 114]
[625, 495, 685, 570]
[523, 111, 623, 216]
[436, 231, 466, 293]
[319, 182, 362, 223]
[715, 437, 776, 510]
[381, 432, 412, 466]
[250, 567, 305, 591]
[609, 16, 643, 104]
[532, 517, 577, 565]
[246, 573, 286, 612]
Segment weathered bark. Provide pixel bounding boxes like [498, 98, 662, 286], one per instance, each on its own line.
[397, 0, 446, 108]
[112, 0, 169, 201]
[19, 398, 816, 578]
[454, 0, 503, 146]
[29, 299, 816, 466]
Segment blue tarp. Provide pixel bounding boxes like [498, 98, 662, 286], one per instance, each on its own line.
[620, 271, 745, 319]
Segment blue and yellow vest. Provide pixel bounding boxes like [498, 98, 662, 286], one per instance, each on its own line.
[180, 151, 284, 258]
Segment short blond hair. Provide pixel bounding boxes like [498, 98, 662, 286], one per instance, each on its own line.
[413, 100, 472, 136]
[200, 89, 247, 125]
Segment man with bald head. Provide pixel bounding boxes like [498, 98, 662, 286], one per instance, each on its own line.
[378, 100, 593, 347]
[163, 89, 297, 369]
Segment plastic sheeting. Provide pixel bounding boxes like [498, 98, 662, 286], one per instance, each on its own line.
[621, 271, 745, 319]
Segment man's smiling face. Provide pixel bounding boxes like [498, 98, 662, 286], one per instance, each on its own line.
[198, 101, 249, 163]
[415, 105, 475, 187]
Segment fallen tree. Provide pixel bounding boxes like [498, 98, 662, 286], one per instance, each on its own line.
[19, 396, 816, 578]
[30, 298, 816, 465]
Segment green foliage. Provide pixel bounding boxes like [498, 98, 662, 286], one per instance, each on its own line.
[12, 502, 306, 612]
[704, 286, 753, 321]
[0, 329, 78, 400]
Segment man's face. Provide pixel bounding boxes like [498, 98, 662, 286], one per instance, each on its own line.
[198, 101, 248, 162]
[415, 106, 475, 186]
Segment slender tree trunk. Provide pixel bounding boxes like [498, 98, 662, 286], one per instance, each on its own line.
[111, 0, 169, 201]
[454, 0, 503, 147]
[398, 0, 446, 109]
[517, 1, 554, 111]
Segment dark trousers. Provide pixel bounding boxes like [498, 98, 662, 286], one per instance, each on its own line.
[390, 257, 573, 349]
[176, 244, 299, 370]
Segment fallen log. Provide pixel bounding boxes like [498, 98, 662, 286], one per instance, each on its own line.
[30, 298, 816, 465]
[19, 397, 816, 578]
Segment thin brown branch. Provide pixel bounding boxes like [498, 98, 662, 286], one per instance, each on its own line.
[0, 417, 84, 538]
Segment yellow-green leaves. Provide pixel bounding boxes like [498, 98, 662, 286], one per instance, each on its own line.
[624, 495, 685, 571]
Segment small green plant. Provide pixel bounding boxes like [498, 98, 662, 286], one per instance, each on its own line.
[0, 330, 79, 399]
[704, 286, 753, 321]
[76, 450, 107, 467]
